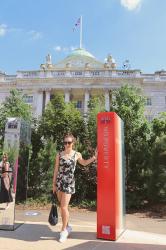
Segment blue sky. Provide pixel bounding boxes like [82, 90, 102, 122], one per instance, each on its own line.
[0, 0, 166, 74]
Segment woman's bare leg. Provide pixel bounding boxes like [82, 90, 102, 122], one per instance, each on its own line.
[56, 191, 62, 204]
[60, 192, 71, 231]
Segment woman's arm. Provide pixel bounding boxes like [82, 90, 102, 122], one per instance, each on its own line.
[77, 152, 97, 166]
[52, 153, 60, 192]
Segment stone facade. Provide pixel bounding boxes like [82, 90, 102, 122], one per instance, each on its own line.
[0, 48, 166, 120]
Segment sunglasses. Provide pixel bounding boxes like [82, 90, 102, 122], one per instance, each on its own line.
[64, 141, 73, 145]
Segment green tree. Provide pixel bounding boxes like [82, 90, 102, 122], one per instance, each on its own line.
[71, 96, 105, 203]
[87, 95, 105, 148]
[147, 135, 166, 204]
[28, 138, 57, 199]
[39, 94, 86, 149]
[151, 112, 166, 139]
[146, 113, 166, 204]
[111, 85, 152, 208]
[0, 89, 32, 144]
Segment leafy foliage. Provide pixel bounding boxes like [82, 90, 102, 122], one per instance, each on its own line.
[111, 85, 154, 208]
[39, 94, 86, 150]
[87, 95, 105, 148]
[28, 138, 57, 198]
[0, 88, 165, 209]
[147, 135, 166, 204]
[0, 89, 32, 146]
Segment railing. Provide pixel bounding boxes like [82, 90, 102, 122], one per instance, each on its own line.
[17, 70, 142, 79]
[116, 71, 140, 78]
[5, 70, 166, 82]
[143, 76, 156, 81]
[143, 75, 166, 81]
[4, 75, 16, 81]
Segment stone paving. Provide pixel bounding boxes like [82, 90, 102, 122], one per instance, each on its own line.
[0, 208, 166, 250]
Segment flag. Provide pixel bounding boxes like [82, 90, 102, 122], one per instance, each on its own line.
[73, 17, 81, 32]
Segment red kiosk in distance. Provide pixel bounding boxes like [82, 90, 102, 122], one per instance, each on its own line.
[97, 112, 125, 241]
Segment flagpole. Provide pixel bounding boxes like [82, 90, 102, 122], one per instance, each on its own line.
[80, 15, 82, 49]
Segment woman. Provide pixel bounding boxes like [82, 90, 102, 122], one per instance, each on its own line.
[0, 153, 13, 209]
[52, 134, 97, 243]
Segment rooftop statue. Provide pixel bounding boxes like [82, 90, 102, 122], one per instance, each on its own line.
[46, 54, 52, 65]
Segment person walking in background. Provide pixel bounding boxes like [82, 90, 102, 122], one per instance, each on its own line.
[0, 153, 13, 209]
[52, 133, 97, 243]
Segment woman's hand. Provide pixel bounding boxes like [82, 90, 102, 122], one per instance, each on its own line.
[77, 148, 98, 167]
[93, 148, 98, 162]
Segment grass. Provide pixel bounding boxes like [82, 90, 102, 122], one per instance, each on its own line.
[16, 196, 97, 210]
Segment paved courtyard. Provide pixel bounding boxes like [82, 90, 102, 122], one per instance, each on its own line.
[0, 208, 166, 250]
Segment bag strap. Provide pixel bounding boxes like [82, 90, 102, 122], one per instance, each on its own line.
[51, 192, 56, 204]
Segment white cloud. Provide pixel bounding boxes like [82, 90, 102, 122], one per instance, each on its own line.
[28, 30, 43, 40]
[54, 46, 62, 51]
[53, 45, 77, 52]
[120, 0, 143, 11]
[0, 24, 42, 41]
[0, 24, 8, 37]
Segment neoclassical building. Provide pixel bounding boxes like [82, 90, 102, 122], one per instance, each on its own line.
[0, 48, 166, 120]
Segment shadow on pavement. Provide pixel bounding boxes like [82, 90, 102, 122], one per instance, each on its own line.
[69, 231, 96, 240]
[0, 223, 59, 242]
[0, 223, 97, 242]
[64, 241, 166, 250]
[0, 223, 166, 250]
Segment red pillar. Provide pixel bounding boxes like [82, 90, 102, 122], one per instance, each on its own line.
[97, 112, 125, 241]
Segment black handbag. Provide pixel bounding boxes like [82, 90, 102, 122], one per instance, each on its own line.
[48, 193, 58, 226]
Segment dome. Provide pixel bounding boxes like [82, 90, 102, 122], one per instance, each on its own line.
[54, 47, 103, 69]
[67, 48, 95, 59]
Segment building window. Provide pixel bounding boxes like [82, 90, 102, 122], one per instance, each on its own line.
[57, 71, 65, 76]
[76, 100, 82, 109]
[146, 97, 152, 106]
[75, 71, 82, 76]
[92, 71, 100, 76]
[23, 95, 33, 104]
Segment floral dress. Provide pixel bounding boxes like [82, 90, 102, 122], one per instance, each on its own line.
[56, 151, 77, 194]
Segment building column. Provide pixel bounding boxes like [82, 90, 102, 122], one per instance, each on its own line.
[64, 89, 70, 103]
[104, 89, 110, 111]
[36, 91, 43, 117]
[45, 91, 50, 107]
[84, 89, 90, 114]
